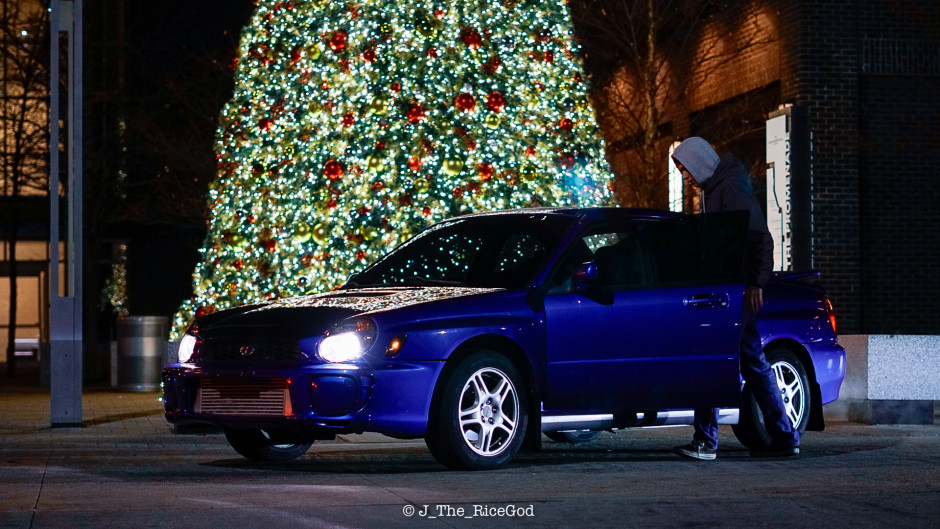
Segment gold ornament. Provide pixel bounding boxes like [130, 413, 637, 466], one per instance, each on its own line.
[332, 140, 348, 156]
[312, 222, 329, 245]
[520, 164, 538, 181]
[370, 95, 390, 115]
[414, 177, 430, 193]
[441, 157, 465, 176]
[366, 154, 386, 172]
[485, 114, 501, 129]
[360, 226, 379, 241]
[229, 233, 245, 247]
[306, 44, 322, 61]
[294, 222, 312, 242]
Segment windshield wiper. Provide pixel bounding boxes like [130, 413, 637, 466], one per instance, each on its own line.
[403, 277, 468, 287]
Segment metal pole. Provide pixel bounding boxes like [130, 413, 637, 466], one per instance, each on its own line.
[49, 0, 83, 428]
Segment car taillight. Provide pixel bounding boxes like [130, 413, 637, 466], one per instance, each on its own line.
[824, 297, 837, 334]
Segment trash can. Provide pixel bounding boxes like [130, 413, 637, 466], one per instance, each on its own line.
[117, 316, 169, 392]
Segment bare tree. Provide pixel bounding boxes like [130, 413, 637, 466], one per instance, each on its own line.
[571, 0, 775, 208]
[1, 1, 49, 377]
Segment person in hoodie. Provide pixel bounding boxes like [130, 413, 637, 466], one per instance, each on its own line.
[670, 136, 800, 460]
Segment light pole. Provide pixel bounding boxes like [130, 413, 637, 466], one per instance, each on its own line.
[49, 0, 83, 428]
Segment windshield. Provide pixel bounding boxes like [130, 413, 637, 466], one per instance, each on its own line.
[349, 213, 574, 289]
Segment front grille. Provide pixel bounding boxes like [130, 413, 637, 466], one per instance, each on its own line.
[196, 338, 303, 363]
[195, 377, 292, 416]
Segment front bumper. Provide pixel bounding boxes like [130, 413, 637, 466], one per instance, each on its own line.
[162, 359, 444, 438]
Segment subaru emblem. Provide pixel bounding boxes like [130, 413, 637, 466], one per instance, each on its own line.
[239, 345, 255, 357]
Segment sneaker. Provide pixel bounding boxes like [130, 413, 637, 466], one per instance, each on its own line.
[749, 445, 800, 457]
[676, 440, 717, 461]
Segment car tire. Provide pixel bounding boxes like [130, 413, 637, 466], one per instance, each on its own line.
[425, 351, 528, 470]
[545, 430, 602, 443]
[732, 348, 811, 450]
[224, 428, 313, 461]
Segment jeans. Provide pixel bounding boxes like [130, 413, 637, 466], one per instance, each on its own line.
[692, 309, 800, 450]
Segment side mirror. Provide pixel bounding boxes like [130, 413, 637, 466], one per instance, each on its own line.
[571, 261, 598, 292]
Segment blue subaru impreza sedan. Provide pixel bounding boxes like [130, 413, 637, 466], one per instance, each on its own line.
[163, 208, 845, 470]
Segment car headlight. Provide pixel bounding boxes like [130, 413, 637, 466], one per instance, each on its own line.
[318, 319, 376, 363]
[178, 333, 198, 363]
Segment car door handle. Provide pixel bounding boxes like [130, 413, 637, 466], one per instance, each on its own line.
[683, 293, 729, 309]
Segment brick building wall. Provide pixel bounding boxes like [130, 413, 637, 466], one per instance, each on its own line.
[854, 1, 940, 333]
[784, 0, 939, 333]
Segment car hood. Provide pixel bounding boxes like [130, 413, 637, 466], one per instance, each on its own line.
[195, 287, 504, 341]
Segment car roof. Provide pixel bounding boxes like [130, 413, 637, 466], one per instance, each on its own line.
[451, 207, 683, 223]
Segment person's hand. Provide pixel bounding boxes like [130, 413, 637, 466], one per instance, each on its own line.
[745, 286, 764, 313]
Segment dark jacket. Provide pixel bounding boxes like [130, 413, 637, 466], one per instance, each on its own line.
[701, 154, 774, 288]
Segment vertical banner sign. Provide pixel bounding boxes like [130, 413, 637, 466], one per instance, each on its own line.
[766, 109, 791, 271]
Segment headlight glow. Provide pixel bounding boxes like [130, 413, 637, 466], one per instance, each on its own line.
[318, 318, 376, 363]
[178, 334, 197, 363]
[319, 333, 364, 363]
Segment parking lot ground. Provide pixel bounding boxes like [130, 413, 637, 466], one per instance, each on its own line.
[1, 388, 938, 529]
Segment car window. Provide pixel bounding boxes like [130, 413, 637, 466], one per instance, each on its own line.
[550, 213, 747, 292]
[351, 214, 572, 289]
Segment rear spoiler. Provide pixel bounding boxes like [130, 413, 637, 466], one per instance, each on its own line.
[771, 270, 821, 281]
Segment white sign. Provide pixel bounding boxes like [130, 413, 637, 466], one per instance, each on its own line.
[766, 112, 791, 271]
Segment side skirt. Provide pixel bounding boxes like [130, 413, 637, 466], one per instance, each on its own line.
[541, 408, 740, 432]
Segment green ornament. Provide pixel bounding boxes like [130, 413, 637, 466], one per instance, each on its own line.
[305, 44, 322, 61]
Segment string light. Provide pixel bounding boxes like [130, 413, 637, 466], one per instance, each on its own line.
[171, 0, 613, 339]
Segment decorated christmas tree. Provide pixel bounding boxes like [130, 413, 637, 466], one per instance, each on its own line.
[172, 0, 613, 338]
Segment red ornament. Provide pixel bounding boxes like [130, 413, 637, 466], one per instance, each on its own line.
[290, 46, 302, 64]
[459, 27, 483, 48]
[482, 55, 501, 76]
[342, 113, 355, 127]
[422, 206, 432, 216]
[391, 82, 401, 92]
[478, 163, 494, 180]
[453, 186, 464, 198]
[301, 253, 313, 266]
[486, 91, 506, 112]
[373, 181, 384, 192]
[559, 152, 576, 170]
[559, 118, 574, 132]
[525, 146, 536, 157]
[408, 157, 422, 171]
[329, 30, 348, 52]
[406, 104, 426, 123]
[455, 93, 476, 111]
[195, 306, 208, 319]
[544, 51, 554, 63]
[357, 206, 370, 215]
[375, 141, 385, 149]
[234, 260, 243, 270]
[324, 160, 345, 180]
[265, 239, 277, 252]
[362, 48, 376, 62]
[327, 199, 337, 210]
[258, 118, 273, 131]
[427, 47, 438, 58]
[356, 250, 367, 261]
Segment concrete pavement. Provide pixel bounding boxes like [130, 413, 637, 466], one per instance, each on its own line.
[1, 388, 938, 529]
